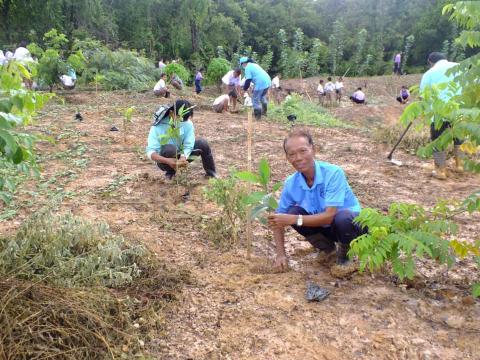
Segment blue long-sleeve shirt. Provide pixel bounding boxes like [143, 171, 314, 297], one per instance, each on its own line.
[146, 118, 195, 160]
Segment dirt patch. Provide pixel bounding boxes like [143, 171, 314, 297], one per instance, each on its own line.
[1, 78, 479, 359]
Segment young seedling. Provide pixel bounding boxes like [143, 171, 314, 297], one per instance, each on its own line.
[236, 158, 282, 224]
[122, 106, 135, 143]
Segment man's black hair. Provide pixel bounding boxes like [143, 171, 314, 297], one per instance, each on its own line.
[327, 76, 332, 81]
[18, 40, 27, 48]
[428, 52, 447, 64]
[357, 87, 362, 90]
[169, 100, 194, 121]
[234, 68, 242, 74]
[283, 129, 314, 153]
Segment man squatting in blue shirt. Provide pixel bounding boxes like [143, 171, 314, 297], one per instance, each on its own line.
[146, 100, 217, 179]
[267, 129, 367, 272]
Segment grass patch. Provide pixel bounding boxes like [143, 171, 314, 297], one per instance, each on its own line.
[373, 124, 430, 154]
[268, 94, 351, 128]
[0, 210, 189, 358]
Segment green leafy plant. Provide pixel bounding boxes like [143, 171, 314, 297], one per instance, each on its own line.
[206, 57, 230, 88]
[122, 106, 135, 143]
[235, 158, 282, 224]
[354, 1, 480, 296]
[350, 195, 480, 295]
[0, 62, 53, 204]
[269, 93, 350, 128]
[164, 62, 190, 85]
[203, 173, 247, 247]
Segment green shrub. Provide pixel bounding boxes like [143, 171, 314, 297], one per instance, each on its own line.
[0, 210, 146, 287]
[206, 57, 230, 86]
[269, 93, 350, 128]
[164, 62, 190, 85]
[82, 48, 159, 90]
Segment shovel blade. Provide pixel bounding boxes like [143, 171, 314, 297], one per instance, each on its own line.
[389, 158, 403, 166]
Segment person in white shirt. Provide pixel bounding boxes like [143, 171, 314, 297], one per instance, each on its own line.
[350, 87, 366, 104]
[212, 94, 230, 113]
[335, 77, 344, 102]
[243, 92, 253, 107]
[317, 79, 325, 105]
[153, 73, 170, 97]
[60, 75, 75, 89]
[158, 58, 166, 73]
[222, 69, 242, 112]
[0, 50, 5, 66]
[13, 41, 33, 63]
[271, 74, 281, 104]
[324, 77, 335, 107]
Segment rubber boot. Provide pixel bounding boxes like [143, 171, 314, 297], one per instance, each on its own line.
[453, 145, 465, 173]
[432, 151, 447, 180]
[261, 103, 268, 116]
[336, 242, 350, 265]
[253, 108, 262, 120]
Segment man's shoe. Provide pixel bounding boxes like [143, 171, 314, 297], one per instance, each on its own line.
[454, 145, 465, 173]
[431, 165, 447, 180]
[205, 171, 218, 179]
[253, 109, 262, 120]
[336, 242, 350, 265]
[305, 233, 335, 252]
[261, 103, 267, 116]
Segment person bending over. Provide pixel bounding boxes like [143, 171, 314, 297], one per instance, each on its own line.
[212, 94, 229, 113]
[146, 100, 217, 180]
[268, 129, 366, 272]
[240, 57, 271, 120]
[350, 87, 366, 104]
[396, 86, 410, 104]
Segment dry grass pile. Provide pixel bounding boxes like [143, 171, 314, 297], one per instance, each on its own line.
[0, 210, 190, 359]
[373, 123, 430, 154]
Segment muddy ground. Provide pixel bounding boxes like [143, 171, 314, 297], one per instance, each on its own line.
[2, 75, 479, 359]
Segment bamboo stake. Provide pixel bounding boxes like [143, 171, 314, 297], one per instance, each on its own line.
[246, 108, 253, 259]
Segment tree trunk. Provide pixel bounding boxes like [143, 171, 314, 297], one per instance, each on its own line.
[190, 19, 198, 52]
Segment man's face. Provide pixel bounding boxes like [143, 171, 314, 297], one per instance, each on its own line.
[284, 136, 315, 173]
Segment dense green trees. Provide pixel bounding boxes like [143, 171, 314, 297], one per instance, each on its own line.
[1, 0, 476, 76]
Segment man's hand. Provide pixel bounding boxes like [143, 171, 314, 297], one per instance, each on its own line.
[268, 214, 296, 229]
[272, 255, 289, 273]
[175, 156, 188, 169]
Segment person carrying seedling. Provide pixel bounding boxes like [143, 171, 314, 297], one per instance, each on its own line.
[194, 68, 203, 94]
[153, 73, 170, 98]
[419, 52, 463, 180]
[268, 129, 366, 273]
[396, 85, 410, 104]
[240, 57, 271, 120]
[146, 99, 217, 180]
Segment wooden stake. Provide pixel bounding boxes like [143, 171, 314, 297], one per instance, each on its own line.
[246, 108, 253, 259]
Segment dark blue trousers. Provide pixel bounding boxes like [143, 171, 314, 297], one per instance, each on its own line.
[287, 206, 366, 248]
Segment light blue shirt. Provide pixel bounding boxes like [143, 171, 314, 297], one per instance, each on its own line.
[146, 118, 195, 158]
[244, 63, 271, 90]
[419, 59, 459, 102]
[276, 160, 361, 215]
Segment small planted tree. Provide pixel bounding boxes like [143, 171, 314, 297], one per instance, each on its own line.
[122, 106, 135, 143]
[206, 57, 230, 90]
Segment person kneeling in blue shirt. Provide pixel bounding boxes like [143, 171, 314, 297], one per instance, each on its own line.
[267, 129, 366, 272]
[146, 100, 217, 180]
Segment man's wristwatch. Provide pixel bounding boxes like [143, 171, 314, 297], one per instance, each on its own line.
[296, 214, 303, 227]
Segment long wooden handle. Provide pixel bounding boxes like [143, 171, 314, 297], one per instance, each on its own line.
[246, 109, 253, 259]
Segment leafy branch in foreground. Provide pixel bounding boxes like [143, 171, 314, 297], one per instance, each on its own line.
[350, 193, 480, 296]
[0, 61, 53, 204]
[236, 158, 282, 224]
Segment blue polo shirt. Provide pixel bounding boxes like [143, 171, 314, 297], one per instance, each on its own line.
[244, 63, 271, 91]
[146, 118, 195, 159]
[276, 160, 361, 216]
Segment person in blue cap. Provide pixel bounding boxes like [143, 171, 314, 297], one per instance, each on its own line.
[240, 56, 271, 120]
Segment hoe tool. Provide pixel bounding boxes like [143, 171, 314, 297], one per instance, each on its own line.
[387, 122, 413, 166]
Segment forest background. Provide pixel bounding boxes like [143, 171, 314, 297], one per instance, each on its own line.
[1, 0, 476, 80]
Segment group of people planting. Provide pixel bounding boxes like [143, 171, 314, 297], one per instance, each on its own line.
[146, 51, 463, 273]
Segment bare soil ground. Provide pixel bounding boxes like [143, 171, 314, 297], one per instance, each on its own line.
[2, 75, 479, 359]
